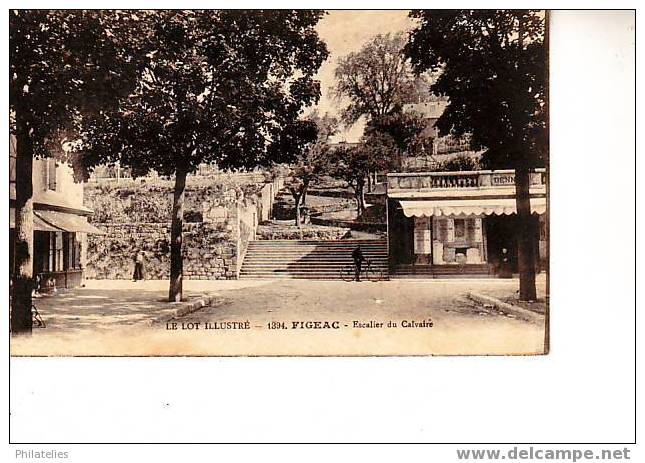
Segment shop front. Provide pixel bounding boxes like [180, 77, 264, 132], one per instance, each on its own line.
[10, 207, 105, 290]
[10, 136, 104, 291]
[386, 169, 547, 277]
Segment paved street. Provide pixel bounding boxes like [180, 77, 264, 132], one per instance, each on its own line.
[11, 276, 546, 356]
[21, 279, 270, 334]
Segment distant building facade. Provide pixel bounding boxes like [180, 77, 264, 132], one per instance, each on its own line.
[402, 101, 481, 172]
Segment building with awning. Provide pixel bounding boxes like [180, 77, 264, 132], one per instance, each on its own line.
[386, 169, 547, 277]
[10, 135, 104, 289]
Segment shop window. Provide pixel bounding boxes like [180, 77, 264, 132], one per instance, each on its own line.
[56, 233, 64, 271]
[434, 218, 455, 242]
[47, 233, 54, 271]
[414, 217, 432, 254]
[454, 219, 466, 240]
[48, 232, 64, 272]
[66, 233, 82, 270]
[33, 231, 49, 273]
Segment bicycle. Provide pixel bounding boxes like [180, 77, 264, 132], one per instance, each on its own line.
[340, 257, 384, 282]
[31, 302, 46, 328]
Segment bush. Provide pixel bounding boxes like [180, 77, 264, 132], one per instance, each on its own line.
[436, 154, 480, 172]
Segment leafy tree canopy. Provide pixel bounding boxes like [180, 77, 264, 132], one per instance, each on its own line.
[366, 111, 427, 155]
[278, 110, 338, 224]
[332, 32, 429, 126]
[10, 10, 146, 160]
[405, 10, 547, 169]
[77, 10, 329, 178]
[329, 132, 397, 215]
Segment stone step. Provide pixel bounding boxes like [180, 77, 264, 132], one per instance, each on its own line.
[241, 266, 385, 270]
[239, 269, 388, 275]
[244, 258, 386, 261]
[240, 239, 389, 280]
[239, 261, 387, 268]
[239, 256, 387, 265]
[244, 249, 387, 253]
[247, 240, 386, 244]
[241, 257, 387, 261]
[239, 276, 389, 280]
[246, 247, 387, 252]
[248, 246, 386, 250]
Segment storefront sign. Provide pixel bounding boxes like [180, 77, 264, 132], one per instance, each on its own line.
[491, 173, 515, 186]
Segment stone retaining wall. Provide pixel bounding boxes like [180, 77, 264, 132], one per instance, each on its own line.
[86, 222, 237, 280]
[86, 175, 284, 280]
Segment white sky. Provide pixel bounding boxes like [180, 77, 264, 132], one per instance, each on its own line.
[311, 10, 417, 142]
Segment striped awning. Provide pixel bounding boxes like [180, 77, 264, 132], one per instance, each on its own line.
[35, 210, 105, 235]
[10, 209, 62, 232]
[10, 208, 105, 234]
[399, 198, 547, 218]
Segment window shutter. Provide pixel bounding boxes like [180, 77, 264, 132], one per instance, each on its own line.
[42, 160, 49, 191]
[48, 159, 57, 191]
[446, 218, 455, 242]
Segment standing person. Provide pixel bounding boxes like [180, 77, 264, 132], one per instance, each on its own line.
[352, 245, 365, 282]
[498, 247, 512, 279]
[133, 250, 146, 281]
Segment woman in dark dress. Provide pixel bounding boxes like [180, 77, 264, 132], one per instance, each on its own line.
[498, 248, 513, 278]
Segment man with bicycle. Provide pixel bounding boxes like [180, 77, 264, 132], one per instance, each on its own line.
[352, 245, 365, 282]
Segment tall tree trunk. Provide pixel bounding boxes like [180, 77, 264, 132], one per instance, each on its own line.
[11, 116, 35, 334]
[292, 190, 302, 227]
[355, 181, 366, 217]
[295, 200, 301, 227]
[515, 166, 537, 301]
[354, 184, 361, 216]
[367, 170, 372, 192]
[169, 167, 187, 302]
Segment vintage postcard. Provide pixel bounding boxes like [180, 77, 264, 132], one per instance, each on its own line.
[9, 9, 549, 356]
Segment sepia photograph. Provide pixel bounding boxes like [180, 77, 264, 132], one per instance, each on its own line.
[6, 5, 638, 452]
[9, 9, 549, 356]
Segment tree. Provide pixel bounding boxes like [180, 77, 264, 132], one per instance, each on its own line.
[278, 119, 319, 227]
[405, 10, 547, 301]
[332, 32, 427, 126]
[365, 111, 427, 172]
[9, 10, 144, 334]
[78, 11, 329, 301]
[435, 153, 481, 172]
[330, 134, 397, 216]
[279, 111, 338, 226]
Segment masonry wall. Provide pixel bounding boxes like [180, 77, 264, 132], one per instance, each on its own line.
[85, 174, 283, 280]
[85, 221, 237, 280]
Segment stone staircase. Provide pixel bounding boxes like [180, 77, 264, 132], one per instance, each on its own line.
[239, 239, 388, 280]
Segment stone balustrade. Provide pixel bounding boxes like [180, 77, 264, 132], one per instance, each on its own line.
[387, 168, 547, 191]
